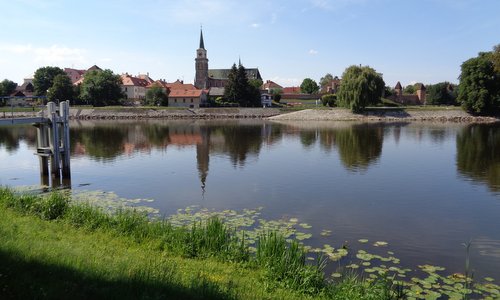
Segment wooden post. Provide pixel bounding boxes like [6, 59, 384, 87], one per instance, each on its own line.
[60, 100, 71, 178]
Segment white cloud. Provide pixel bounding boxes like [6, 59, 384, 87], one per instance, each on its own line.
[0, 43, 87, 65]
[251, 23, 260, 28]
[0, 44, 33, 54]
[33, 45, 87, 65]
[308, 49, 319, 55]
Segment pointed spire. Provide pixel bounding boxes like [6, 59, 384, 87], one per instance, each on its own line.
[199, 26, 205, 49]
[238, 56, 241, 66]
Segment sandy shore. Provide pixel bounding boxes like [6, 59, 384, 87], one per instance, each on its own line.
[268, 108, 499, 123]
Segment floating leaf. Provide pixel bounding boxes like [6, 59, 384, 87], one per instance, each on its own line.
[362, 262, 371, 267]
[289, 218, 298, 223]
[358, 239, 369, 243]
[373, 241, 388, 247]
[347, 264, 359, 269]
[484, 277, 495, 282]
[299, 223, 312, 229]
[320, 229, 332, 236]
[331, 273, 342, 278]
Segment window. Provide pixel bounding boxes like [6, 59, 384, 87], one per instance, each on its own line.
[191, 99, 193, 103]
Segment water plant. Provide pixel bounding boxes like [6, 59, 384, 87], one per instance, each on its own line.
[1, 186, 499, 299]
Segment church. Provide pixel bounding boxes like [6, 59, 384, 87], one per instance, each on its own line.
[194, 29, 262, 90]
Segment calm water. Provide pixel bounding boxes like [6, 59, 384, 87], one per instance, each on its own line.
[1, 120, 499, 278]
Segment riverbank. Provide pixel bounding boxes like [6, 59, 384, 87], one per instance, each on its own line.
[0, 188, 392, 300]
[2, 106, 498, 122]
[1, 188, 499, 299]
[1, 107, 282, 120]
[269, 108, 500, 123]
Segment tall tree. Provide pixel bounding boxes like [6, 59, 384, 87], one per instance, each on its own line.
[319, 73, 334, 91]
[0, 79, 18, 96]
[337, 65, 385, 113]
[223, 64, 239, 104]
[458, 51, 500, 115]
[80, 69, 124, 106]
[47, 74, 74, 103]
[300, 78, 319, 94]
[426, 82, 457, 105]
[33, 66, 66, 96]
[223, 63, 260, 107]
[249, 78, 263, 90]
[145, 84, 169, 106]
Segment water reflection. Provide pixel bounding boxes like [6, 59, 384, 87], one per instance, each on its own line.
[456, 123, 500, 193]
[0, 126, 36, 152]
[336, 124, 384, 171]
[3, 120, 500, 193]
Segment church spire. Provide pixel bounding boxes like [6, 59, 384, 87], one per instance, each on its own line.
[199, 27, 205, 49]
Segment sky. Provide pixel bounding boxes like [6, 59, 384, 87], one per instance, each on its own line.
[0, 0, 499, 88]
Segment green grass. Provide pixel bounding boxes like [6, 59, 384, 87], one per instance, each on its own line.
[0, 187, 400, 299]
[0, 106, 39, 113]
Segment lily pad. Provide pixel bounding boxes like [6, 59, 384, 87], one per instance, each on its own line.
[331, 273, 342, 278]
[358, 239, 369, 243]
[373, 241, 388, 247]
[299, 223, 312, 229]
[320, 229, 332, 236]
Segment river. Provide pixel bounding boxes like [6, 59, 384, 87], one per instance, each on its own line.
[1, 119, 499, 279]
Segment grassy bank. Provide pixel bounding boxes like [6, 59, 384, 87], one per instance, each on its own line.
[0, 188, 395, 299]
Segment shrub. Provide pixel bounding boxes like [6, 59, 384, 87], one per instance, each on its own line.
[321, 94, 336, 107]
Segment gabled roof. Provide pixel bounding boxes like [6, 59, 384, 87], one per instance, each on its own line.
[169, 89, 204, 98]
[208, 68, 261, 80]
[395, 81, 402, 89]
[121, 74, 149, 87]
[147, 80, 169, 89]
[262, 80, 283, 90]
[87, 65, 102, 72]
[167, 82, 196, 90]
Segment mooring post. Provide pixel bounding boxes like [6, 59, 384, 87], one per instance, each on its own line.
[47, 102, 61, 176]
[35, 123, 49, 177]
[60, 100, 71, 178]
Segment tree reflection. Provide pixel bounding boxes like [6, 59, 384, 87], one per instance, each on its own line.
[0, 127, 37, 153]
[336, 124, 384, 172]
[456, 124, 500, 193]
[219, 124, 263, 167]
[71, 126, 128, 161]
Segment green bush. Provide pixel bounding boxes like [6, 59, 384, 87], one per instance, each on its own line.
[321, 94, 337, 107]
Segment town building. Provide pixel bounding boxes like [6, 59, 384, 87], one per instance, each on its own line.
[194, 29, 262, 89]
[389, 81, 426, 105]
[168, 89, 207, 108]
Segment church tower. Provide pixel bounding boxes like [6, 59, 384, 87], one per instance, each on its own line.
[195, 29, 209, 89]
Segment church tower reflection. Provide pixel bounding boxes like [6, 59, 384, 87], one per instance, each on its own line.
[196, 125, 210, 196]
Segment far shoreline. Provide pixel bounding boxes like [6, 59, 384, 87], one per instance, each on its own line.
[1, 106, 498, 123]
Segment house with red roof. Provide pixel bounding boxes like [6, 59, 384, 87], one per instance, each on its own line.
[168, 89, 207, 108]
[120, 73, 150, 100]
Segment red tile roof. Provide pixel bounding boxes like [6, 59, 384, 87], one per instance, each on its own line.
[282, 86, 301, 94]
[121, 74, 149, 87]
[167, 82, 196, 90]
[262, 80, 283, 90]
[169, 89, 204, 98]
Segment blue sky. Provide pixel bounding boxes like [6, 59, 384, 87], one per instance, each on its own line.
[1, 0, 499, 88]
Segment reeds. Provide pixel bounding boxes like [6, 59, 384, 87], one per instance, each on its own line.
[256, 231, 326, 294]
